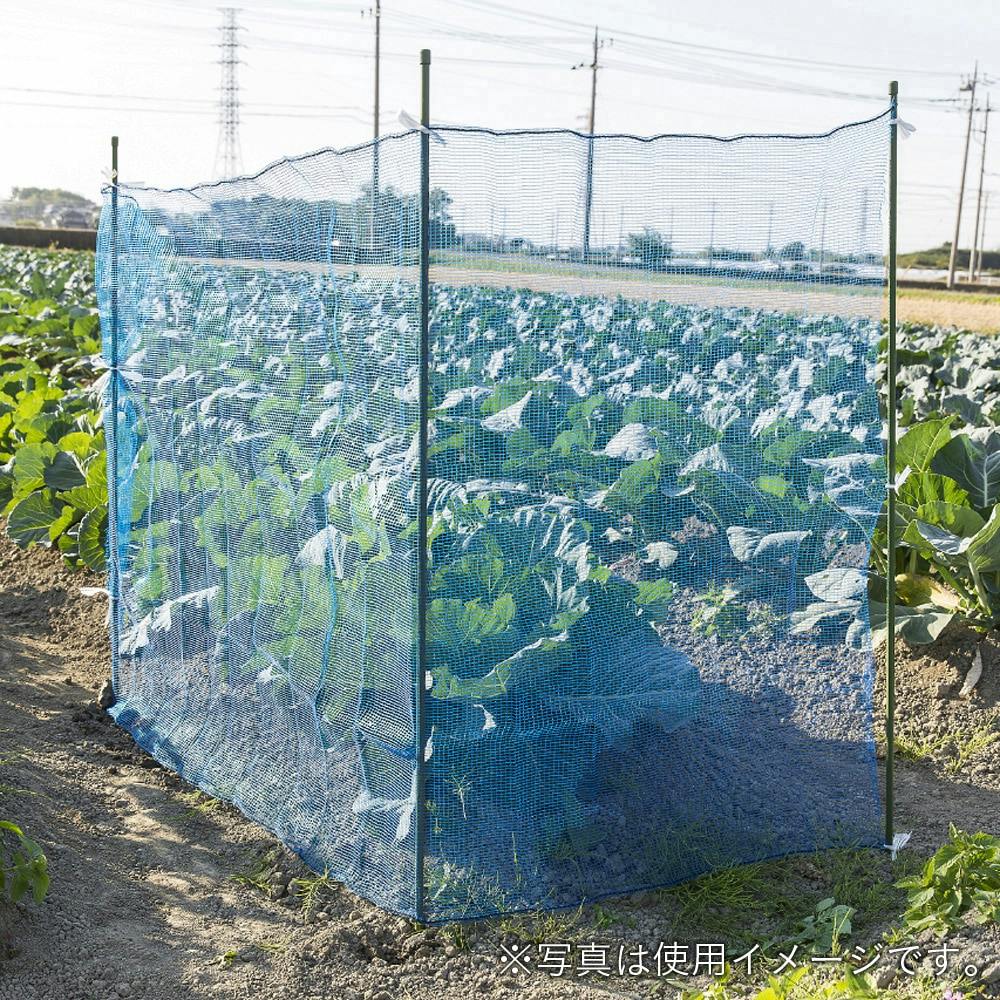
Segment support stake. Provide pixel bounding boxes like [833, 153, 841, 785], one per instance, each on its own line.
[885, 81, 899, 849]
[415, 47, 431, 924]
[109, 136, 121, 679]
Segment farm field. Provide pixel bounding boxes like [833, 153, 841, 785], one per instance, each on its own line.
[897, 287, 1000, 333]
[0, 244, 999, 998]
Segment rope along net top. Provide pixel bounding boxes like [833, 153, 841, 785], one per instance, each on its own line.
[96, 110, 889, 922]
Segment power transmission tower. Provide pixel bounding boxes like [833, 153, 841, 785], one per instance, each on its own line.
[214, 8, 244, 180]
[574, 27, 611, 258]
[969, 95, 991, 281]
[947, 65, 978, 288]
[363, 2, 381, 251]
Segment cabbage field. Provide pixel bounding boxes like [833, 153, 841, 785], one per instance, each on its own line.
[1, 244, 1000, 997]
[2, 244, 998, 649]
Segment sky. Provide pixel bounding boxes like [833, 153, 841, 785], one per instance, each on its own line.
[1, 0, 996, 253]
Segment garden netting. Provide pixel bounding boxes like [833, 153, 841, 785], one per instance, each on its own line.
[96, 110, 889, 922]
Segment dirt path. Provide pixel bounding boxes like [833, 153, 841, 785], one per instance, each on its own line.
[0, 535, 997, 1000]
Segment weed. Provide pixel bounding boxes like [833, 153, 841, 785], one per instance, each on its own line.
[779, 898, 854, 954]
[179, 790, 223, 819]
[893, 731, 951, 764]
[945, 713, 1000, 774]
[441, 922, 473, 952]
[290, 869, 338, 916]
[254, 939, 286, 955]
[590, 904, 615, 930]
[810, 848, 907, 931]
[230, 848, 279, 895]
[664, 862, 778, 939]
[446, 771, 474, 821]
[691, 584, 749, 640]
[896, 825, 1000, 936]
[499, 905, 584, 947]
[0, 820, 49, 905]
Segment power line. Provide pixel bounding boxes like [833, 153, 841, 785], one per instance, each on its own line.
[0, 85, 375, 113]
[0, 97, 396, 122]
[439, 0, 989, 81]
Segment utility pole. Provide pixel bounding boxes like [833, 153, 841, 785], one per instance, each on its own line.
[214, 8, 244, 180]
[858, 188, 869, 262]
[574, 27, 611, 259]
[364, 1, 382, 253]
[587, 26, 598, 134]
[976, 192, 990, 279]
[819, 198, 827, 271]
[708, 200, 716, 266]
[947, 65, 978, 287]
[969, 95, 990, 281]
[373, 0, 381, 148]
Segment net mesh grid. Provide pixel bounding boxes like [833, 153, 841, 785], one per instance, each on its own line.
[96, 111, 889, 922]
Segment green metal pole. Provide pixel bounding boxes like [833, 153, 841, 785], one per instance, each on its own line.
[109, 136, 121, 676]
[415, 47, 431, 923]
[885, 81, 898, 849]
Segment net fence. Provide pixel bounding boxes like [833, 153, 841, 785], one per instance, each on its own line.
[96, 110, 889, 922]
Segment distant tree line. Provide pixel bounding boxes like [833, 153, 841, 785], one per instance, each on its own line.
[149, 184, 456, 259]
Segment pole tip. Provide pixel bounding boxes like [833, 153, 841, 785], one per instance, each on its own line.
[420, 48, 431, 65]
[889, 80, 898, 96]
[112, 135, 119, 146]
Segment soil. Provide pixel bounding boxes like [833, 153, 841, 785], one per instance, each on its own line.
[0, 533, 997, 1000]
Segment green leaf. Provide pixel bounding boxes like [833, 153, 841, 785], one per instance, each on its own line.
[428, 594, 516, 646]
[605, 454, 661, 511]
[6, 490, 59, 546]
[78, 506, 107, 571]
[727, 527, 809, 564]
[967, 505, 1000, 574]
[896, 417, 953, 473]
[898, 472, 970, 510]
[804, 567, 867, 602]
[901, 502, 985, 561]
[59, 473, 107, 514]
[755, 474, 790, 498]
[12, 441, 54, 487]
[634, 578, 674, 621]
[57, 430, 94, 459]
[912, 500, 986, 536]
[47, 503, 76, 543]
[43, 450, 86, 491]
[931, 433, 1000, 508]
[904, 520, 973, 560]
[870, 601, 954, 645]
[790, 599, 859, 633]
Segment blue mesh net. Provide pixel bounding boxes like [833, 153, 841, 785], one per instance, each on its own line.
[96, 111, 889, 922]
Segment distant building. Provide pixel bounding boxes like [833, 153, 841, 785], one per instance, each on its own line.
[50, 206, 97, 230]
